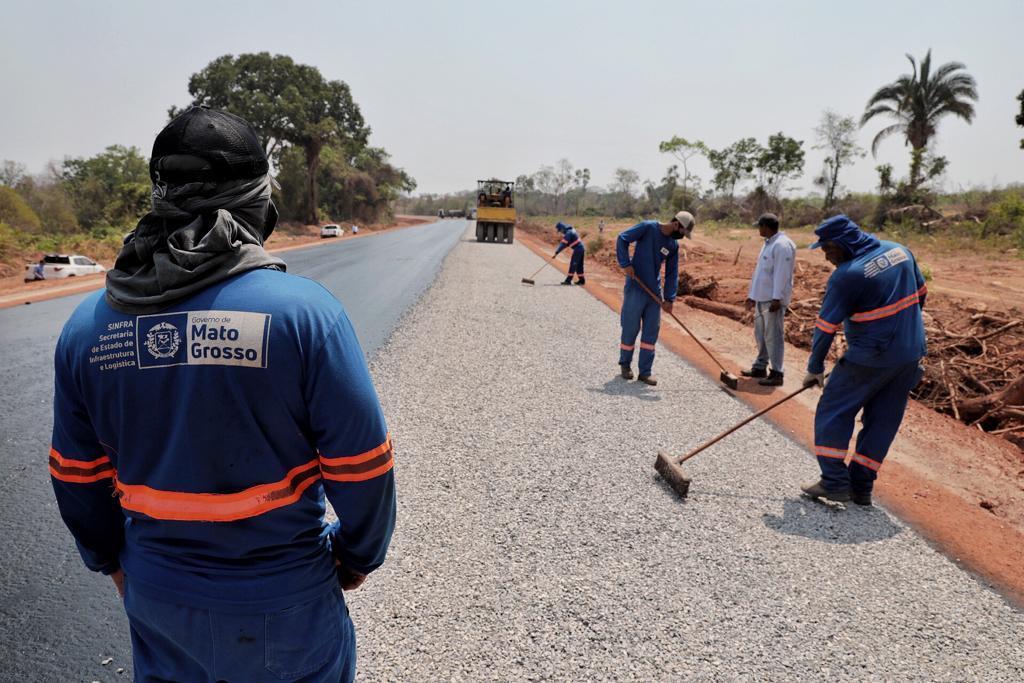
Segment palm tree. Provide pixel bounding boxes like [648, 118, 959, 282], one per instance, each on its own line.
[861, 49, 978, 189]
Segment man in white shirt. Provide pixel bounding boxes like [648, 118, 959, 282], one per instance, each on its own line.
[742, 213, 796, 386]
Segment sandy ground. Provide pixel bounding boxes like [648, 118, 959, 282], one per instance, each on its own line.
[0, 216, 432, 309]
[518, 228, 1024, 607]
[348, 224, 1024, 680]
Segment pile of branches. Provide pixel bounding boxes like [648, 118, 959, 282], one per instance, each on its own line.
[783, 298, 846, 361]
[914, 309, 1024, 450]
[784, 300, 1023, 450]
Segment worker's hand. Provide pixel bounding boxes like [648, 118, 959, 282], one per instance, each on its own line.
[802, 372, 825, 388]
[769, 299, 782, 313]
[335, 560, 368, 591]
[110, 568, 125, 599]
[661, 300, 674, 314]
[744, 298, 755, 311]
[622, 265, 635, 279]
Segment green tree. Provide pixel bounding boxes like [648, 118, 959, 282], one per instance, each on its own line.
[861, 49, 978, 189]
[61, 145, 150, 231]
[755, 133, 804, 202]
[572, 167, 590, 214]
[0, 160, 27, 188]
[708, 137, 760, 198]
[179, 53, 371, 224]
[813, 111, 865, 212]
[15, 168, 79, 233]
[0, 186, 42, 232]
[612, 167, 639, 196]
[1017, 89, 1024, 149]
[658, 136, 708, 209]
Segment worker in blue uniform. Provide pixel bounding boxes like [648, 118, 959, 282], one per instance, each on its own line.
[615, 211, 694, 385]
[554, 221, 586, 285]
[49, 107, 395, 682]
[801, 215, 927, 506]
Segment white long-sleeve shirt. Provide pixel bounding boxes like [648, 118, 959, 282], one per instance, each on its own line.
[747, 231, 796, 305]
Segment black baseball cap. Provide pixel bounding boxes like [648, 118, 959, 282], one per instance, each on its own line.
[754, 212, 780, 229]
[150, 106, 269, 184]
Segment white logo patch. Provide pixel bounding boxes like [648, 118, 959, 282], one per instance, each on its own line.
[660, 247, 670, 256]
[137, 310, 271, 369]
[864, 247, 908, 278]
[145, 322, 181, 359]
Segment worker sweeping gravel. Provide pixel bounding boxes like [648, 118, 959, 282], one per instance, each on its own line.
[554, 221, 586, 285]
[801, 214, 927, 506]
[616, 211, 694, 385]
[49, 107, 396, 682]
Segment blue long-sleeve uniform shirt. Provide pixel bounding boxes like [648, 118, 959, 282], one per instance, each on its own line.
[554, 227, 584, 255]
[50, 269, 396, 612]
[616, 221, 680, 300]
[808, 239, 927, 374]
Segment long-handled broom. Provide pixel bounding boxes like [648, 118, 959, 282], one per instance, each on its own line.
[629, 277, 740, 390]
[654, 381, 817, 496]
[521, 257, 555, 285]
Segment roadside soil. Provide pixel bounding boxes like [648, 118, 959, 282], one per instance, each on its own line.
[0, 215, 432, 308]
[518, 223, 1024, 607]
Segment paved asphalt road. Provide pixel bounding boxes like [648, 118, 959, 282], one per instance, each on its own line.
[0, 219, 465, 682]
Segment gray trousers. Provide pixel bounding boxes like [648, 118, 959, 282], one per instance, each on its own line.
[753, 301, 786, 374]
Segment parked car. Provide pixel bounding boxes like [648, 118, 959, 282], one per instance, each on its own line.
[24, 254, 105, 281]
[320, 224, 344, 238]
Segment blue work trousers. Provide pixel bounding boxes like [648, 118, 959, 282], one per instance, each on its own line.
[814, 358, 924, 494]
[619, 283, 661, 375]
[124, 578, 356, 682]
[568, 248, 585, 275]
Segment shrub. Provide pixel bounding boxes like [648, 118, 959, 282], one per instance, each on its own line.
[0, 187, 41, 232]
[983, 193, 1024, 238]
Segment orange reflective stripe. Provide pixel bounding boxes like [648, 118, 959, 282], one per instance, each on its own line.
[320, 435, 394, 482]
[815, 318, 840, 334]
[850, 291, 921, 323]
[815, 445, 847, 460]
[620, 343, 635, 351]
[49, 447, 114, 484]
[851, 452, 882, 471]
[639, 342, 656, 351]
[917, 284, 928, 297]
[116, 459, 321, 522]
[568, 239, 581, 248]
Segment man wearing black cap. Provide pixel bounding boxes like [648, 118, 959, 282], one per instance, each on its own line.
[800, 214, 927, 506]
[48, 106, 395, 681]
[742, 213, 796, 386]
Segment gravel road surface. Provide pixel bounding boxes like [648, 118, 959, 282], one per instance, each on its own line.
[352, 226, 1024, 681]
[0, 219, 465, 682]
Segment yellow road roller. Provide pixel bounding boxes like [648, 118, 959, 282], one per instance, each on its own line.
[474, 179, 516, 243]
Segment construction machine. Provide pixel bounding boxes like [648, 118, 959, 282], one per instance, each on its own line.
[474, 179, 516, 243]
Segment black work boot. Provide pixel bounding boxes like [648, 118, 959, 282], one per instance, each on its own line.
[619, 364, 634, 380]
[741, 367, 768, 378]
[758, 370, 784, 386]
[800, 480, 851, 502]
[574, 276, 586, 286]
[637, 374, 658, 386]
[561, 276, 573, 285]
[851, 491, 873, 506]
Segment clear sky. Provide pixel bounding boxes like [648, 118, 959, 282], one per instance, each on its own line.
[1, 0, 1021, 196]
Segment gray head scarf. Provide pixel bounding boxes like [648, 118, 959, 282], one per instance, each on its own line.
[105, 174, 286, 314]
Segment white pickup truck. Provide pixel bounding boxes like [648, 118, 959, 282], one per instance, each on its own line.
[24, 254, 106, 281]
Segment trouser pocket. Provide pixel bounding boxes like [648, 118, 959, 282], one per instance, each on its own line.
[265, 589, 345, 679]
